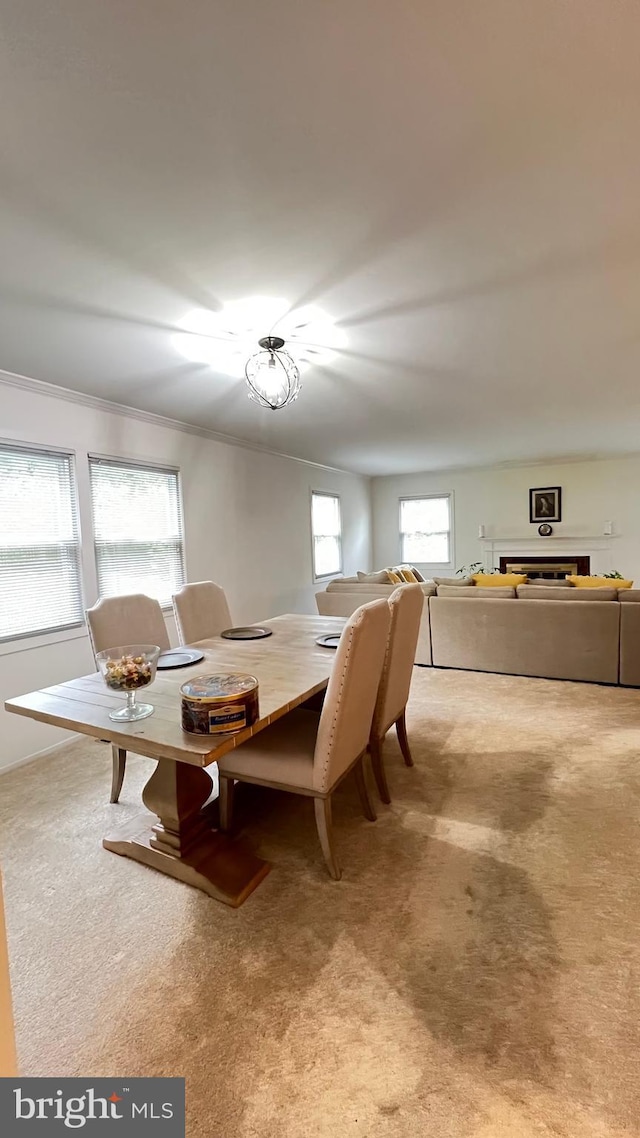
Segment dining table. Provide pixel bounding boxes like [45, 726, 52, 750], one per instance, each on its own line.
[4, 613, 346, 907]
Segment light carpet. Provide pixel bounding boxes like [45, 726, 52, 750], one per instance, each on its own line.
[1, 667, 639, 1137]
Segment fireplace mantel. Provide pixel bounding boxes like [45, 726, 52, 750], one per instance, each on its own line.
[480, 535, 618, 544]
[479, 534, 617, 576]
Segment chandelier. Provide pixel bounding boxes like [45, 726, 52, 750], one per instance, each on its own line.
[244, 335, 301, 411]
[173, 298, 346, 411]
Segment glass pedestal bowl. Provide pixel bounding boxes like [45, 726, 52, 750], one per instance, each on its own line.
[96, 644, 161, 721]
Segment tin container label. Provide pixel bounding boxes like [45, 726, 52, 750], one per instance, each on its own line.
[208, 705, 247, 733]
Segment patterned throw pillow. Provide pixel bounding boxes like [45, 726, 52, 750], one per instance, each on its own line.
[397, 567, 419, 583]
[385, 568, 403, 584]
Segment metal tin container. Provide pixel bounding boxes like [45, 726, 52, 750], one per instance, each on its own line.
[180, 673, 259, 736]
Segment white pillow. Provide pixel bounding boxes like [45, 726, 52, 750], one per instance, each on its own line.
[357, 570, 392, 583]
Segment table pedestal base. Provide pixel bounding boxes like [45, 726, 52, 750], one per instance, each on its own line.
[103, 756, 269, 907]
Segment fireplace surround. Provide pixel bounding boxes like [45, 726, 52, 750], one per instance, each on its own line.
[499, 555, 591, 580]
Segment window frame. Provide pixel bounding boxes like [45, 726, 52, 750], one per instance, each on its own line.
[398, 493, 454, 568]
[0, 439, 85, 646]
[88, 453, 186, 610]
[310, 490, 343, 582]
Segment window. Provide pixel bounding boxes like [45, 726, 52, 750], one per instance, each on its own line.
[0, 444, 83, 642]
[89, 457, 185, 606]
[311, 492, 342, 579]
[399, 495, 451, 564]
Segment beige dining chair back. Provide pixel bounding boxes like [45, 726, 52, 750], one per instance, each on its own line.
[218, 598, 391, 879]
[172, 581, 232, 645]
[86, 594, 170, 804]
[369, 583, 423, 803]
[313, 600, 392, 795]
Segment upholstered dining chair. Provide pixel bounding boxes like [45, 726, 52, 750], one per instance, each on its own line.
[217, 598, 391, 880]
[172, 581, 232, 645]
[86, 594, 170, 804]
[368, 583, 424, 804]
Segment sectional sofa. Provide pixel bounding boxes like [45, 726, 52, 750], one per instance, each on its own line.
[315, 577, 640, 686]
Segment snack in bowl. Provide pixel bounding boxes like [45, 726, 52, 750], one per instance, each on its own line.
[103, 653, 153, 691]
[96, 644, 161, 722]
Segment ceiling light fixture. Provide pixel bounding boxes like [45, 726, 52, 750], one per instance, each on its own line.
[173, 298, 347, 407]
[244, 335, 301, 410]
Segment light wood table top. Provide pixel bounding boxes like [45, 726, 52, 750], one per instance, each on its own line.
[5, 613, 346, 766]
[4, 613, 346, 907]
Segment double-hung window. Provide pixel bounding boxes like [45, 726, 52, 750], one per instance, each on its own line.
[311, 492, 342, 579]
[0, 444, 83, 642]
[399, 495, 451, 564]
[89, 457, 185, 606]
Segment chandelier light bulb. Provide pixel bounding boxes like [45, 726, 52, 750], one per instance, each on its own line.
[245, 336, 302, 411]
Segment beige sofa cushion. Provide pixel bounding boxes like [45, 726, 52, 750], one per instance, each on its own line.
[429, 596, 620, 684]
[433, 576, 473, 586]
[620, 602, 640, 685]
[617, 590, 640, 602]
[326, 580, 435, 598]
[357, 570, 392, 583]
[436, 585, 516, 598]
[528, 577, 570, 586]
[327, 579, 394, 594]
[516, 585, 618, 601]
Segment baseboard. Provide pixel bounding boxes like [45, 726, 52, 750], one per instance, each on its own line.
[0, 734, 79, 776]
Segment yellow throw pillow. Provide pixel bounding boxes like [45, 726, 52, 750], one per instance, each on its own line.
[398, 568, 418, 583]
[472, 573, 528, 587]
[567, 575, 633, 588]
[386, 569, 402, 584]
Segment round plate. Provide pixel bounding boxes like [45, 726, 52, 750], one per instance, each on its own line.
[538, 523, 553, 537]
[315, 634, 341, 649]
[220, 626, 273, 640]
[157, 647, 205, 669]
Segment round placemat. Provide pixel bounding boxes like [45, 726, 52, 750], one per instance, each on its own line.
[315, 633, 341, 649]
[220, 626, 273, 640]
[157, 647, 205, 669]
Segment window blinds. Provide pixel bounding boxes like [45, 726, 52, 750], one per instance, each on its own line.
[312, 492, 342, 578]
[89, 458, 185, 607]
[0, 445, 83, 642]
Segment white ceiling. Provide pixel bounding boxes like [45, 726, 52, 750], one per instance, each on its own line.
[1, 1, 640, 476]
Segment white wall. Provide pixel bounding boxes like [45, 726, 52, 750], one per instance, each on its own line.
[373, 454, 640, 581]
[0, 374, 371, 770]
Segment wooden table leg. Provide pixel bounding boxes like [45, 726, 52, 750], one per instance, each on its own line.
[103, 758, 270, 907]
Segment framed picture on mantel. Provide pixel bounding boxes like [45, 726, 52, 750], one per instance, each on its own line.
[529, 486, 562, 524]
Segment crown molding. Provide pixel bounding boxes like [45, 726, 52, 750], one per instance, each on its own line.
[0, 367, 365, 480]
[488, 451, 640, 471]
[6, 365, 636, 483]
[375, 449, 640, 480]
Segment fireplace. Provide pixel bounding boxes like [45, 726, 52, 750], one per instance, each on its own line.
[499, 555, 590, 580]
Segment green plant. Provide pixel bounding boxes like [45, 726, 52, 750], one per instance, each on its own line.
[455, 562, 499, 576]
[603, 570, 624, 579]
